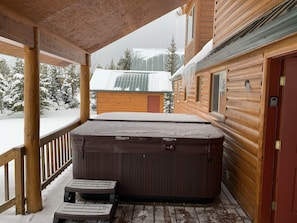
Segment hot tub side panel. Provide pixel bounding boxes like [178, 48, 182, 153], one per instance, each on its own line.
[72, 135, 223, 201]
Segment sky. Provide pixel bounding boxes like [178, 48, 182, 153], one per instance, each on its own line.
[90, 8, 186, 71]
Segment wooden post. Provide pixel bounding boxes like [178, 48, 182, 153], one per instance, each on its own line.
[80, 54, 90, 123]
[24, 27, 42, 213]
[15, 147, 25, 215]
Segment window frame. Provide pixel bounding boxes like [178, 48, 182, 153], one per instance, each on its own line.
[210, 71, 226, 116]
[184, 86, 187, 101]
[196, 75, 202, 102]
[176, 81, 181, 102]
[186, 5, 195, 45]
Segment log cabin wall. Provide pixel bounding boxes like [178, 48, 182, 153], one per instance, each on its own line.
[96, 92, 164, 114]
[184, 0, 214, 64]
[213, 0, 283, 47]
[173, 34, 297, 222]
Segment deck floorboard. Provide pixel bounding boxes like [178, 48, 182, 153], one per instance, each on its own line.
[63, 184, 252, 223]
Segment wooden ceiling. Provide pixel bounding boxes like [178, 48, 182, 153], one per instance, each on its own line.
[0, 0, 188, 66]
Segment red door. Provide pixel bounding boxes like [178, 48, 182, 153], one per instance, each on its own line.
[147, 95, 160, 113]
[274, 57, 297, 222]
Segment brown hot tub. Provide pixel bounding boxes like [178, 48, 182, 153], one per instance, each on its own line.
[71, 112, 224, 202]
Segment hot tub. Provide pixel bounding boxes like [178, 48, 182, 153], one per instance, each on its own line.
[71, 112, 224, 202]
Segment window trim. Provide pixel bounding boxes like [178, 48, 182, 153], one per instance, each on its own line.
[210, 71, 226, 116]
[184, 87, 187, 101]
[176, 82, 181, 102]
[196, 75, 202, 102]
[186, 5, 195, 45]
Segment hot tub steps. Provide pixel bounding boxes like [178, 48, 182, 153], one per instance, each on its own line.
[53, 179, 118, 223]
[64, 179, 118, 203]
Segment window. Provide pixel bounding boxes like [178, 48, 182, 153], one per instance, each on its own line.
[196, 76, 202, 102]
[176, 82, 181, 102]
[211, 71, 226, 115]
[186, 6, 195, 44]
[184, 87, 187, 101]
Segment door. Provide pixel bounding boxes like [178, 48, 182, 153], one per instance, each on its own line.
[274, 57, 297, 222]
[147, 95, 160, 113]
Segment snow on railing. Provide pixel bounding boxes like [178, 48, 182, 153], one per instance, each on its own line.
[40, 119, 80, 189]
[0, 119, 80, 214]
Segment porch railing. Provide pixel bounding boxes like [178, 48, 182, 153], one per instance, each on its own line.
[0, 119, 80, 214]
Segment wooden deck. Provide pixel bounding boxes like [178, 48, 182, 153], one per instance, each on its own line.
[64, 184, 252, 223]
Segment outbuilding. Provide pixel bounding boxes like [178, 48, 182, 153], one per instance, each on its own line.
[90, 69, 172, 114]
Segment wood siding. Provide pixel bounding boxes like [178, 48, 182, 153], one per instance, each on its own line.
[96, 92, 164, 114]
[174, 52, 265, 221]
[213, 0, 283, 47]
[184, 0, 214, 64]
[173, 34, 297, 222]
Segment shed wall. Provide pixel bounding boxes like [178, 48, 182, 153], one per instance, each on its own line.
[96, 92, 164, 114]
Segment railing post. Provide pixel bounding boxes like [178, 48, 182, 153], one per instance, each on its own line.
[4, 163, 9, 201]
[14, 148, 25, 215]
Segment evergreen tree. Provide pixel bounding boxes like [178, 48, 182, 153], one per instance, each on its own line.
[117, 49, 132, 70]
[0, 59, 10, 113]
[61, 65, 79, 108]
[164, 36, 179, 113]
[48, 65, 63, 107]
[0, 59, 10, 76]
[106, 59, 116, 70]
[8, 71, 24, 113]
[3, 58, 25, 113]
[13, 58, 24, 74]
[165, 36, 179, 75]
[40, 64, 52, 112]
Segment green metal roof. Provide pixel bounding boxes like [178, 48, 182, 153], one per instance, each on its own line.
[114, 72, 149, 91]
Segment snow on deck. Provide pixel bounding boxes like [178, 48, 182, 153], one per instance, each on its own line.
[0, 165, 252, 223]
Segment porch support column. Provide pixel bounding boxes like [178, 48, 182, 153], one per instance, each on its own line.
[24, 27, 42, 213]
[80, 54, 90, 123]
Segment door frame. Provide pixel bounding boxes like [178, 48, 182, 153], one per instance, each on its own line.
[260, 53, 297, 222]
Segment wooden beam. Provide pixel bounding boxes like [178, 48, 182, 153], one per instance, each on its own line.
[80, 54, 91, 123]
[0, 5, 34, 48]
[0, 5, 87, 65]
[24, 27, 42, 213]
[40, 29, 87, 65]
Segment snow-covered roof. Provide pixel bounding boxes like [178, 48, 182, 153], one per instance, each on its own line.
[171, 39, 213, 81]
[90, 69, 172, 93]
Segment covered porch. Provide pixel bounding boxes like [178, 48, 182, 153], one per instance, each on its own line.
[0, 0, 251, 222]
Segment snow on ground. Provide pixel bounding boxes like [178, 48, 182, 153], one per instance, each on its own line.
[0, 109, 81, 154]
[0, 109, 95, 223]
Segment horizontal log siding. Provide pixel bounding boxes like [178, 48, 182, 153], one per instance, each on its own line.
[184, 0, 214, 64]
[213, 0, 283, 47]
[174, 52, 264, 220]
[96, 92, 164, 114]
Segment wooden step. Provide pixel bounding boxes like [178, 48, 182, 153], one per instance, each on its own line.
[64, 179, 118, 203]
[53, 202, 114, 223]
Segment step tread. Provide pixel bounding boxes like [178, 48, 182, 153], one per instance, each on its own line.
[54, 202, 113, 220]
[65, 179, 117, 194]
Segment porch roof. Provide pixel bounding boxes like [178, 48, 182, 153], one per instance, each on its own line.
[0, 0, 188, 66]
